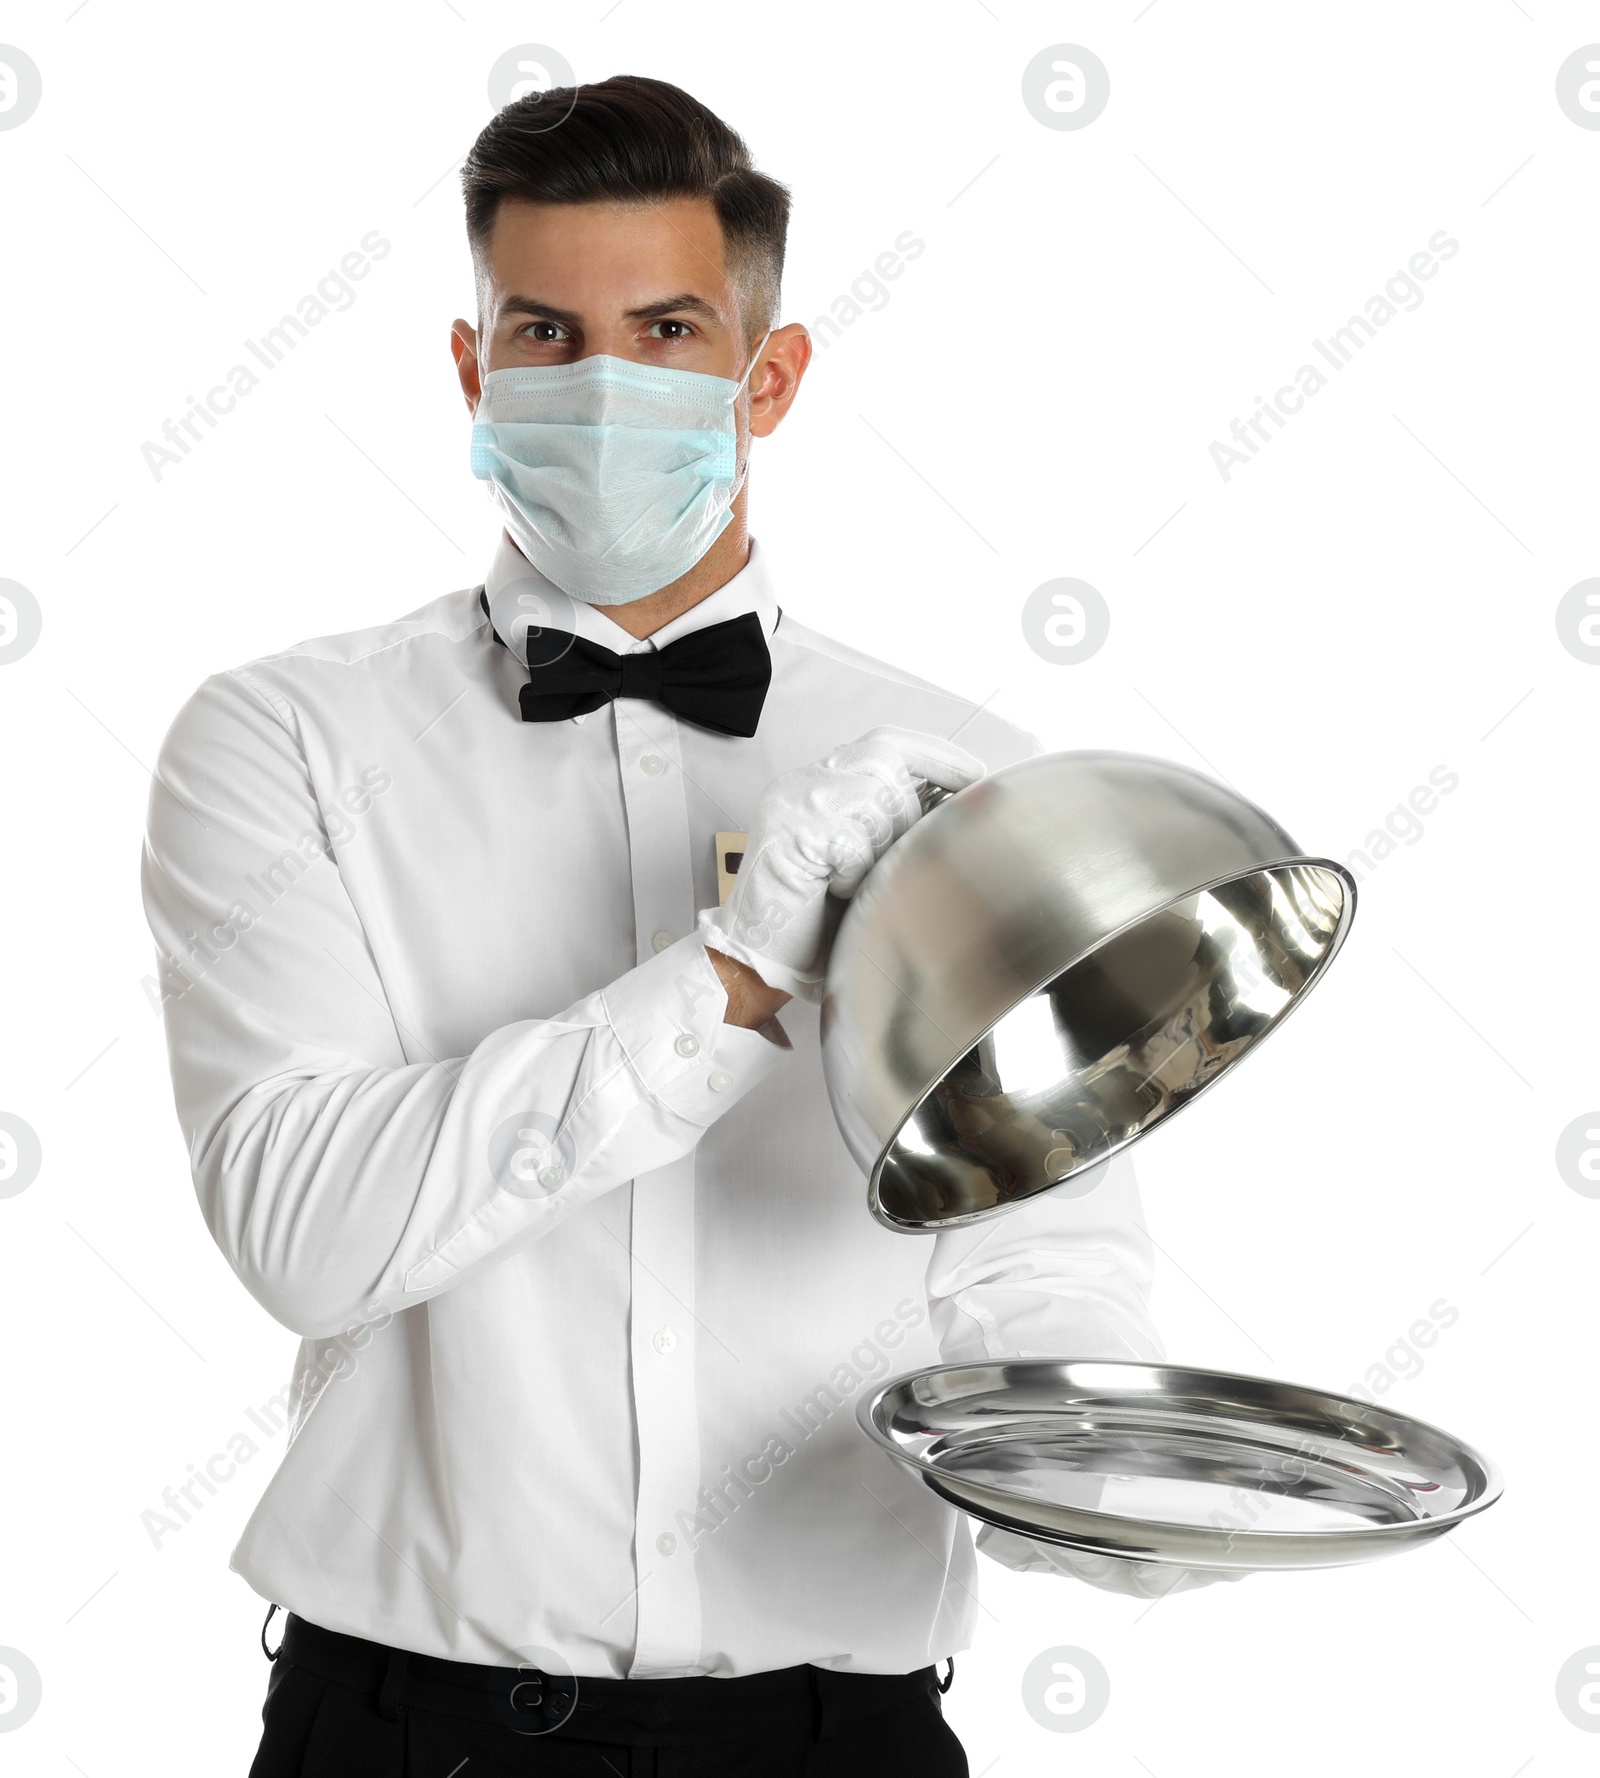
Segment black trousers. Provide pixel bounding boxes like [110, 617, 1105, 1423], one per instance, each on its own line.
[249, 1614, 968, 1776]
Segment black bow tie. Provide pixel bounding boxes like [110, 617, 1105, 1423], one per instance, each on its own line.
[482, 591, 772, 738]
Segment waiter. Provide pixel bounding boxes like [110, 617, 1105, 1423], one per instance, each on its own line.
[144, 74, 1220, 1777]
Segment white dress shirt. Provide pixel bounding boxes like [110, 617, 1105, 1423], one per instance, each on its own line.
[142, 533, 1165, 1677]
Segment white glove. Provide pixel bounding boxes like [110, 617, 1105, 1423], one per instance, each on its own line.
[977, 1524, 1251, 1599]
[697, 725, 983, 1001]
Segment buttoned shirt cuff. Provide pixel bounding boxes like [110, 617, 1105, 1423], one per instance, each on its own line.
[600, 935, 792, 1127]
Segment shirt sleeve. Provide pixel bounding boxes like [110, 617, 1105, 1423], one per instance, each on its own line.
[142, 669, 790, 1339]
[923, 1150, 1163, 1367]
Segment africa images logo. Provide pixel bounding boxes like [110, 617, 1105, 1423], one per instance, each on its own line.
[139, 232, 392, 480]
[1209, 230, 1459, 481]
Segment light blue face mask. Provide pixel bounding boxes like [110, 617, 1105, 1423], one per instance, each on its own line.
[469, 338, 768, 606]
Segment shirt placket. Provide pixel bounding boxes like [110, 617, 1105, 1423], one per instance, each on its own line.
[612, 694, 707, 1676]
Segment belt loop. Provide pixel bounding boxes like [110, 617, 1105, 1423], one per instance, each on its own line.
[377, 1646, 410, 1723]
[808, 1665, 824, 1742]
[260, 1603, 282, 1662]
[937, 1656, 955, 1694]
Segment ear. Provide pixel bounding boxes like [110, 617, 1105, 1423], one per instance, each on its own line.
[450, 319, 483, 414]
[748, 322, 813, 439]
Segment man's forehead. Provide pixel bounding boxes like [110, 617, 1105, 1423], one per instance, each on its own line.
[482, 196, 732, 297]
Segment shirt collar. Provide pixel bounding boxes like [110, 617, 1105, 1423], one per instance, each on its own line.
[482, 530, 780, 671]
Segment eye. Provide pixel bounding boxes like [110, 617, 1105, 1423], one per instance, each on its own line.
[648, 320, 696, 341]
[520, 320, 569, 343]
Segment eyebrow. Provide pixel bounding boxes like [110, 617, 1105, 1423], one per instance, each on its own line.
[498, 292, 725, 328]
[625, 293, 723, 325]
[498, 295, 583, 326]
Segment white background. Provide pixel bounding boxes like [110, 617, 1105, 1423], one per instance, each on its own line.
[2, 2, 1597, 1772]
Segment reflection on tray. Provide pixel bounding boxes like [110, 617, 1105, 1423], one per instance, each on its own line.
[937, 1426, 1427, 1534]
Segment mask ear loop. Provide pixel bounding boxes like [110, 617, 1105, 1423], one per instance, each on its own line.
[739, 328, 774, 390]
[728, 328, 774, 498]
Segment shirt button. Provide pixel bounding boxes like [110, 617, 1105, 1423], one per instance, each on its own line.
[674, 1034, 700, 1058]
[652, 930, 674, 954]
[639, 754, 666, 777]
[656, 1532, 677, 1557]
[537, 1163, 564, 1189]
[653, 1328, 677, 1354]
[708, 1070, 733, 1093]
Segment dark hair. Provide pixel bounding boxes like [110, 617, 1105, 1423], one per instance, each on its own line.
[461, 75, 790, 339]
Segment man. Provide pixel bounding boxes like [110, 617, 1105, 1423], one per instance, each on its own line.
[144, 75, 1212, 1777]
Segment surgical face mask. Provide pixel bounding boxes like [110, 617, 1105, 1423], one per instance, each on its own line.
[469, 335, 769, 607]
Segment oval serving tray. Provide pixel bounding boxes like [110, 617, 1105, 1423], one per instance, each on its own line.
[859, 1360, 1502, 1570]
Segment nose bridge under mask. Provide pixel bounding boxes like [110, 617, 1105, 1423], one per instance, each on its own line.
[475, 354, 736, 426]
[477, 328, 770, 417]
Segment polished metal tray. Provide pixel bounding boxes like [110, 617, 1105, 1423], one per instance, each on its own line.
[859, 1361, 1502, 1570]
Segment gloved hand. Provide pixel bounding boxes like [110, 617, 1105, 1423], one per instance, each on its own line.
[697, 726, 983, 1001]
[977, 1524, 1251, 1599]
